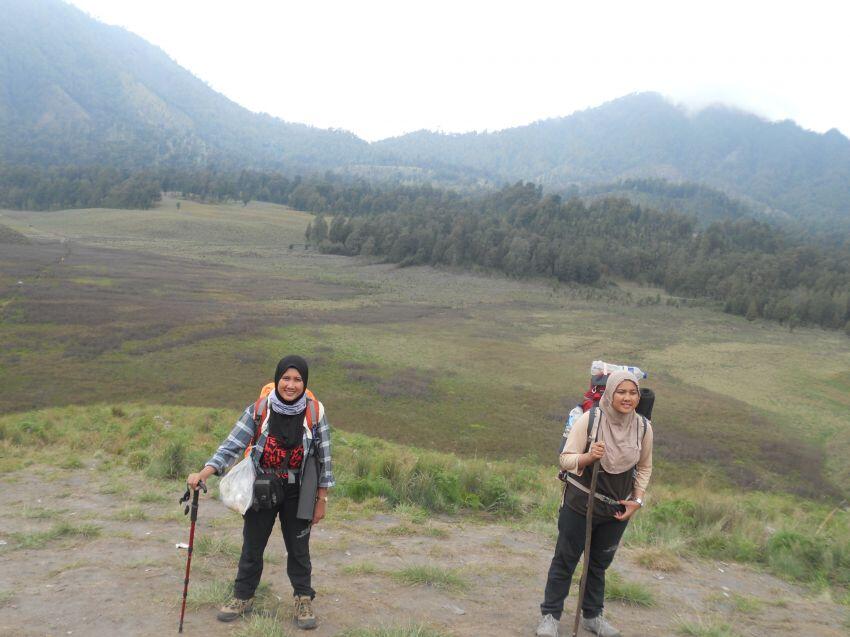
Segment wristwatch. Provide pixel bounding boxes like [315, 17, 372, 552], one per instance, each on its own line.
[316, 495, 328, 503]
[630, 496, 643, 507]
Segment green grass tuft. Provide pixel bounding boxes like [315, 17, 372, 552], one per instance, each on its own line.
[633, 547, 682, 572]
[113, 506, 148, 521]
[137, 490, 169, 504]
[19, 506, 64, 520]
[729, 593, 763, 614]
[231, 612, 291, 637]
[342, 562, 381, 577]
[185, 580, 276, 612]
[60, 456, 85, 469]
[391, 565, 468, 591]
[147, 440, 191, 480]
[11, 522, 101, 549]
[194, 534, 241, 560]
[676, 619, 741, 637]
[338, 626, 451, 637]
[604, 571, 655, 607]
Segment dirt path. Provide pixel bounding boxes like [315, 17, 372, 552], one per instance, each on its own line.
[0, 467, 846, 637]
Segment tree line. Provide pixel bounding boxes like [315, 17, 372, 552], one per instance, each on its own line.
[0, 164, 161, 210]
[305, 182, 850, 334]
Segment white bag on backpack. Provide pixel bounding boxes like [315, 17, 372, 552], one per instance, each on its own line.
[219, 456, 256, 515]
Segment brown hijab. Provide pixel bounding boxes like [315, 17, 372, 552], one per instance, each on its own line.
[597, 370, 642, 474]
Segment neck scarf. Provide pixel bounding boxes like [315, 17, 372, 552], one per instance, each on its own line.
[269, 390, 307, 416]
[597, 370, 642, 475]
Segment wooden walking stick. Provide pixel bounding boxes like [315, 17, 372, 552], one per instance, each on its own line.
[178, 480, 206, 633]
[571, 460, 600, 637]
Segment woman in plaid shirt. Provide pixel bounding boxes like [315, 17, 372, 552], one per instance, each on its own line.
[187, 355, 334, 630]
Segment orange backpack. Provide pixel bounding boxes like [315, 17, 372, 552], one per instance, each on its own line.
[245, 384, 320, 457]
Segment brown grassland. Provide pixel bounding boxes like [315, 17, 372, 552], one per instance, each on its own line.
[1, 198, 849, 635]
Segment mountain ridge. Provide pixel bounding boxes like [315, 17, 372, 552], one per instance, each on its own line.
[0, 0, 369, 169]
[2, 0, 850, 229]
[374, 92, 850, 224]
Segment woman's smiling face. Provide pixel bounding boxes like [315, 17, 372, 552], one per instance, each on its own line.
[611, 380, 639, 414]
[277, 368, 305, 401]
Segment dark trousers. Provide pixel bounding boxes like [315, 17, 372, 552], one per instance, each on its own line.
[540, 504, 628, 620]
[234, 487, 314, 599]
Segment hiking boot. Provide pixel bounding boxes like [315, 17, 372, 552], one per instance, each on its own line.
[581, 613, 621, 637]
[294, 595, 317, 630]
[535, 613, 559, 637]
[216, 596, 253, 622]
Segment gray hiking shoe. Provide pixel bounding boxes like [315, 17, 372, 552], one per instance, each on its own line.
[581, 613, 621, 637]
[536, 613, 559, 637]
[216, 596, 254, 622]
[294, 595, 317, 630]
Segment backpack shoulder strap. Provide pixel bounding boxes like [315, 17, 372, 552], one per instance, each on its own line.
[305, 390, 320, 432]
[584, 407, 600, 453]
[245, 384, 275, 457]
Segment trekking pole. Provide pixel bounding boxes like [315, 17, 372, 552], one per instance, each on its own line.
[572, 461, 600, 637]
[178, 480, 207, 633]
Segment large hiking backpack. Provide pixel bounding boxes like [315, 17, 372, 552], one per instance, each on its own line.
[556, 362, 654, 483]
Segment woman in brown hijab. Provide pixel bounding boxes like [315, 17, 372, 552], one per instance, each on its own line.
[536, 371, 654, 637]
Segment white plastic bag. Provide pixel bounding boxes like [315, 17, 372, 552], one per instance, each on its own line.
[219, 456, 256, 514]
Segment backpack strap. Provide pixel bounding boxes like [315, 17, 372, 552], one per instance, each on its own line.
[305, 394, 320, 432]
[244, 394, 269, 459]
[638, 415, 648, 447]
[584, 406, 600, 453]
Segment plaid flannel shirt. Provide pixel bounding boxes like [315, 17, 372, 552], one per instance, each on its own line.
[205, 396, 335, 488]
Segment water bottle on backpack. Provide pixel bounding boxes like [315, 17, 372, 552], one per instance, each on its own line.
[590, 360, 648, 380]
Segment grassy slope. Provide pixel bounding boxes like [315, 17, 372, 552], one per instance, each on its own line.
[1, 403, 847, 596]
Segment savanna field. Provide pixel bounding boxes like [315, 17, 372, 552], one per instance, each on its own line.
[1, 198, 849, 636]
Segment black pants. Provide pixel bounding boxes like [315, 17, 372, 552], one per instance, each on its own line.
[234, 486, 314, 599]
[540, 504, 628, 620]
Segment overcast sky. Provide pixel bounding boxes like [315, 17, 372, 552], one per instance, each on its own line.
[66, 0, 849, 142]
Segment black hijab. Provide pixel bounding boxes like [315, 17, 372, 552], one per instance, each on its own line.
[274, 355, 309, 404]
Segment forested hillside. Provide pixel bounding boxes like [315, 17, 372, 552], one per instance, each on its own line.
[578, 179, 765, 226]
[375, 93, 850, 230]
[0, 0, 368, 170]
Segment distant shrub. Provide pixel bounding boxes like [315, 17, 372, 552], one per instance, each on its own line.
[148, 440, 190, 480]
[645, 499, 698, 532]
[60, 457, 84, 470]
[15, 416, 54, 444]
[128, 416, 158, 440]
[127, 450, 151, 470]
[767, 531, 828, 583]
[335, 436, 526, 515]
